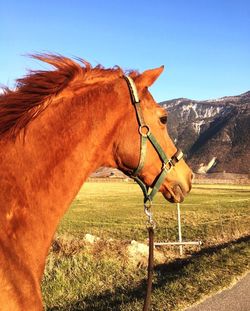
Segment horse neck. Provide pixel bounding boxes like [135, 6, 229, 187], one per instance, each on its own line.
[1, 82, 126, 279]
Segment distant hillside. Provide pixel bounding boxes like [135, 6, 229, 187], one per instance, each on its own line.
[160, 91, 250, 174]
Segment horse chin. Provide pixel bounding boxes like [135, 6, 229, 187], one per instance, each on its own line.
[162, 184, 185, 203]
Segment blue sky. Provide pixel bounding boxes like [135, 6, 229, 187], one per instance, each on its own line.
[1, 0, 249, 102]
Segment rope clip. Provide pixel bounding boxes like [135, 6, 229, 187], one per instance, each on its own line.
[144, 200, 156, 229]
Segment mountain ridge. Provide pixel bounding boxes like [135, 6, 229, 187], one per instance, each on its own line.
[160, 91, 250, 174]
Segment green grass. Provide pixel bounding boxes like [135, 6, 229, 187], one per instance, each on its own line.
[42, 182, 250, 310]
[57, 182, 250, 244]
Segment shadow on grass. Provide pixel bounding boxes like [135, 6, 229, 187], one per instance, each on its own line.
[47, 235, 250, 311]
[155, 235, 250, 273]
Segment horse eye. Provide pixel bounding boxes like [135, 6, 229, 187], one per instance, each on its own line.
[160, 115, 168, 125]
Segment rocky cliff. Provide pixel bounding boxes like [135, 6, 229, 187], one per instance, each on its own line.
[160, 91, 250, 174]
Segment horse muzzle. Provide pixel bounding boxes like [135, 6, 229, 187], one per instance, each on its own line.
[162, 182, 191, 203]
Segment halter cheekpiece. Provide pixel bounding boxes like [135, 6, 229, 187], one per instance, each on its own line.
[123, 75, 184, 210]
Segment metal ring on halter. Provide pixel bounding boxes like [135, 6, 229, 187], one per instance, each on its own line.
[144, 198, 152, 209]
[139, 125, 151, 137]
[162, 160, 173, 172]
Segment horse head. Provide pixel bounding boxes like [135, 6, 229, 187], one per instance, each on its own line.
[115, 66, 193, 204]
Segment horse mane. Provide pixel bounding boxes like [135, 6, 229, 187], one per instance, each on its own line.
[0, 54, 128, 138]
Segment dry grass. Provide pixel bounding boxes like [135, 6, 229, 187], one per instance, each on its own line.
[42, 182, 250, 310]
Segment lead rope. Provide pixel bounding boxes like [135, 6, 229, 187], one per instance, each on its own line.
[143, 205, 155, 311]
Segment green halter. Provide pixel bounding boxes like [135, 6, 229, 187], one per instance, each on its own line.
[124, 75, 184, 207]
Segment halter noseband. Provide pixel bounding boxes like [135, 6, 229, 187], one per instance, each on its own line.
[123, 75, 183, 206]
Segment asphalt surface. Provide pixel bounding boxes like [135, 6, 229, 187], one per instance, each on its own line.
[186, 272, 250, 311]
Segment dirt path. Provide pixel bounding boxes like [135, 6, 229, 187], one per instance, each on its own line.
[186, 272, 250, 311]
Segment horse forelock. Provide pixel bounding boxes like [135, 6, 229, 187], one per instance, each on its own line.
[0, 54, 125, 138]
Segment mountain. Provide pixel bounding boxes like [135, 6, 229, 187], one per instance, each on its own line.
[160, 91, 250, 174]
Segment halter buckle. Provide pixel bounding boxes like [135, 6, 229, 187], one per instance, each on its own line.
[175, 149, 184, 161]
[162, 159, 174, 172]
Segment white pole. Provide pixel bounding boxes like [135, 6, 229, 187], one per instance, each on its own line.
[177, 203, 183, 256]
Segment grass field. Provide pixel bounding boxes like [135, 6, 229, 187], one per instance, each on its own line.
[42, 182, 250, 310]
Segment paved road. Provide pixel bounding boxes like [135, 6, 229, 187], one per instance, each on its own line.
[186, 272, 250, 311]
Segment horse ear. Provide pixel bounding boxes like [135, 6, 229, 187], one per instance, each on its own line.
[135, 66, 164, 88]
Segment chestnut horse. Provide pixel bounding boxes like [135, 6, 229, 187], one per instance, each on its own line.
[0, 54, 192, 310]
